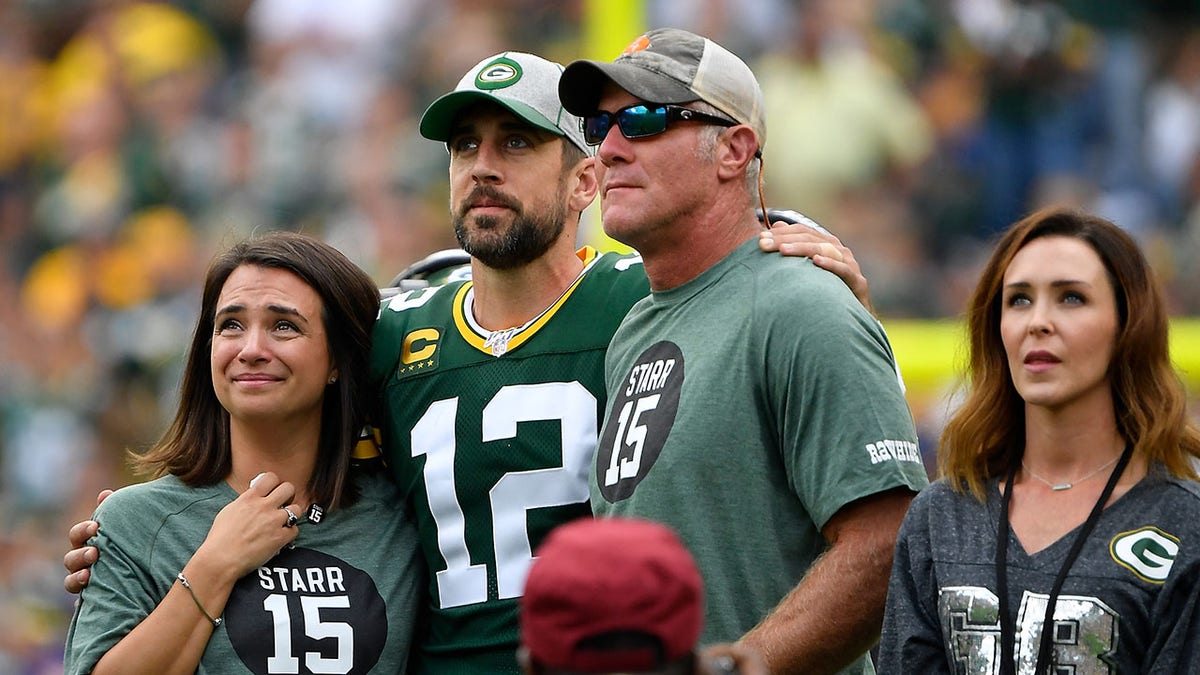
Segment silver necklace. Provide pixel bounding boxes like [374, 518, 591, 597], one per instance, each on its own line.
[1021, 454, 1123, 491]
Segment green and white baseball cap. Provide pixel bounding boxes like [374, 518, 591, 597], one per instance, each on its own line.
[420, 51, 590, 154]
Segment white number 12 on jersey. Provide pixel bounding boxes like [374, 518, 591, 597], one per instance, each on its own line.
[412, 382, 596, 608]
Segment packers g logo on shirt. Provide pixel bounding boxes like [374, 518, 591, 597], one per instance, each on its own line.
[1110, 526, 1179, 583]
[475, 56, 522, 90]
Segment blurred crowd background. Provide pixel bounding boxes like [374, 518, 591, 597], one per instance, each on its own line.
[2, 0, 1200, 671]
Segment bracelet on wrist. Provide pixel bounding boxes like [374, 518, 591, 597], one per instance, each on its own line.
[176, 571, 223, 628]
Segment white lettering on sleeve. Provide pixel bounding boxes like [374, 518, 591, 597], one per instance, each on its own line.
[865, 439, 922, 466]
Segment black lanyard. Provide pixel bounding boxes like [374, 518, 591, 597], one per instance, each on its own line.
[995, 442, 1133, 675]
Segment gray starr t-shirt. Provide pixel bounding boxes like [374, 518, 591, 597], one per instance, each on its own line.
[65, 469, 422, 674]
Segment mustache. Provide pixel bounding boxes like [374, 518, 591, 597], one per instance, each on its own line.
[457, 185, 522, 218]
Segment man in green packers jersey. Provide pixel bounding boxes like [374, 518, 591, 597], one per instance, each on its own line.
[64, 50, 874, 674]
[370, 50, 653, 673]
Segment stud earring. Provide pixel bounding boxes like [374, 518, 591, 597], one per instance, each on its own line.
[328, 375, 338, 384]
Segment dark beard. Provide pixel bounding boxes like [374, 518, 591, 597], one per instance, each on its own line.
[452, 185, 567, 270]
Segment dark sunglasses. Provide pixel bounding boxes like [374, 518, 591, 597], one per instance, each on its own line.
[581, 104, 738, 146]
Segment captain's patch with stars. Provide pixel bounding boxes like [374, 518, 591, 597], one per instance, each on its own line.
[596, 341, 684, 502]
[224, 546, 387, 674]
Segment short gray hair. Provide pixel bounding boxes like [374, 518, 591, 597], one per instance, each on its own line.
[689, 101, 760, 200]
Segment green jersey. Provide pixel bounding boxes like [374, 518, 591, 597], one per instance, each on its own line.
[370, 248, 650, 673]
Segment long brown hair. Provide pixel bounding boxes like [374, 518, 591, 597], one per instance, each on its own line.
[135, 232, 380, 509]
[940, 207, 1200, 499]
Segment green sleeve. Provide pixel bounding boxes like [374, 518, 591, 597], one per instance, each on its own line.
[63, 494, 164, 675]
[761, 268, 927, 530]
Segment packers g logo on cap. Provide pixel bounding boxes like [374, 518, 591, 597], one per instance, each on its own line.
[476, 56, 522, 90]
[1110, 526, 1179, 583]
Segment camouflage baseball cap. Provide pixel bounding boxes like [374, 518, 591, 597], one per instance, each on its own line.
[420, 51, 590, 154]
[559, 28, 766, 149]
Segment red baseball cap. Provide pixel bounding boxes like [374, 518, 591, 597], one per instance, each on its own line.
[520, 517, 704, 672]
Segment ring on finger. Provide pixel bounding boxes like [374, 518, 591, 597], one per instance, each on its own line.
[282, 507, 299, 528]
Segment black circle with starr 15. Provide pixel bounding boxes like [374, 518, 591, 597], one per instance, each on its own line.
[224, 547, 388, 675]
